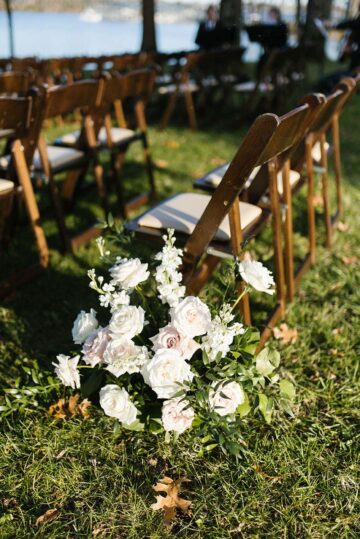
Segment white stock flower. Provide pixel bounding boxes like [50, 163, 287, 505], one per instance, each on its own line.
[154, 229, 185, 307]
[99, 384, 137, 425]
[238, 259, 275, 295]
[110, 257, 149, 290]
[209, 380, 245, 417]
[151, 324, 199, 361]
[202, 304, 244, 362]
[103, 337, 149, 377]
[52, 354, 81, 389]
[142, 348, 194, 399]
[109, 305, 145, 339]
[162, 397, 195, 434]
[72, 309, 98, 345]
[171, 296, 211, 338]
[82, 326, 111, 367]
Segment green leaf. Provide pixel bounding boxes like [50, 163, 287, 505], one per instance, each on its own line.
[258, 393, 272, 423]
[279, 379, 296, 401]
[237, 392, 251, 418]
[123, 419, 145, 432]
[81, 370, 105, 398]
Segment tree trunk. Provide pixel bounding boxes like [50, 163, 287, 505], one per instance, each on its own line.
[141, 0, 157, 52]
[220, 0, 242, 46]
[5, 0, 15, 57]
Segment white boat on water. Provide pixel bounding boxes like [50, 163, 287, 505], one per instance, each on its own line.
[79, 8, 103, 23]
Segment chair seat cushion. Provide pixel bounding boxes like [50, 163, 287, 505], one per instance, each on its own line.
[0, 129, 14, 139]
[0, 146, 85, 172]
[203, 163, 300, 195]
[33, 145, 84, 171]
[55, 127, 136, 146]
[138, 193, 262, 242]
[0, 178, 14, 195]
[158, 81, 199, 95]
[312, 141, 330, 163]
[234, 81, 274, 93]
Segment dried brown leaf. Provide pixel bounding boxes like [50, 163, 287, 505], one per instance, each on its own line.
[313, 193, 324, 207]
[341, 256, 358, 266]
[165, 140, 179, 149]
[48, 394, 91, 420]
[252, 464, 282, 482]
[35, 508, 59, 526]
[154, 159, 168, 169]
[151, 476, 192, 526]
[273, 323, 298, 344]
[210, 157, 226, 166]
[191, 170, 204, 179]
[337, 221, 349, 232]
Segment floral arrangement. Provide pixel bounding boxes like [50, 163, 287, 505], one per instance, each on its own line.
[54, 230, 295, 457]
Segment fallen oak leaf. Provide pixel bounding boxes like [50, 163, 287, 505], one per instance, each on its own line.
[151, 476, 192, 526]
[313, 193, 324, 207]
[35, 508, 59, 526]
[165, 140, 180, 149]
[341, 256, 358, 266]
[273, 323, 298, 344]
[48, 394, 91, 420]
[154, 159, 168, 169]
[337, 221, 349, 232]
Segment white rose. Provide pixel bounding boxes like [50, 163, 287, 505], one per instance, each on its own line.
[110, 258, 149, 290]
[171, 296, 211, 338]
[209, 380, 245, 416]
[82, 326, 110, 367]
[52, 354, 81, 389]
[103, 337, 148, 377]
[99, 384, 138, 425]
[162, 397, 195, 434]
[238, 259, 275, 295]
[72, 309, 98, 345]
[109, 305, 145, 339]
[142, 349, 194, 399]
[150, 324, 199, 361]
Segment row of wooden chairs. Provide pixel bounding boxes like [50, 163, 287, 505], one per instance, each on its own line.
[125, 73, 359, 347]
[0, 69, 156, 262]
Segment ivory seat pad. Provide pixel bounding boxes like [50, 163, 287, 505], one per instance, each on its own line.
[138, 193, 262, 242]
[158, 81, 199, 95]
[234, 81, 274, 93]
[57, 127, 135, 146]
[204, 163, 300, 195]
[0, 146, 84, 171]
[0, 179, 14, 195]
[0, 129, 14, 139]
[312, 141, 330, 163]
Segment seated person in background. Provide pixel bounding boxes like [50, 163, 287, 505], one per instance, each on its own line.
[316, 4, 360, 93]
[246, 7, 288, 74]
[195, 5, 226, 50]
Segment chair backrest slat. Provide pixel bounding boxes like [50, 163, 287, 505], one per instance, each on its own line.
[0, 96, 32, 132]
[44, 79, 103, 119]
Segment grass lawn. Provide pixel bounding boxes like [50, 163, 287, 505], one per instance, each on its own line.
[0, 81, 359, 538]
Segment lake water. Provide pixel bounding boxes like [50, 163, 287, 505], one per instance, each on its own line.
[0, 11, 340, 62]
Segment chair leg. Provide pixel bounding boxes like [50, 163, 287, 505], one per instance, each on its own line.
[282, 160, 295, 302]
[185, 254, 220, 296]
[141, 132, 156, 201]
[332, 115, 342, 220]
[184, 90, 197, 131]
[305, 137, 316, 266]
[111, 151, 127, 218]
[320, 134, 332, 248]
[93, 160, 109, 216]
[268, 161, 286, 318]
[47, 174, 72, 253]
[61, 168, 84, 211]
[160, 92, 178, 130]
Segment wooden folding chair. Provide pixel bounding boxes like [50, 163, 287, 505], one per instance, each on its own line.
[0, 95, 49, 299]
[127, 103, 315, 347]
[291, 78, 357, 249]
[55, 69, 157, 219]
[0, 71, 33, 96]
[0, 81, 107, 253]
[158, 51, 202, 131]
